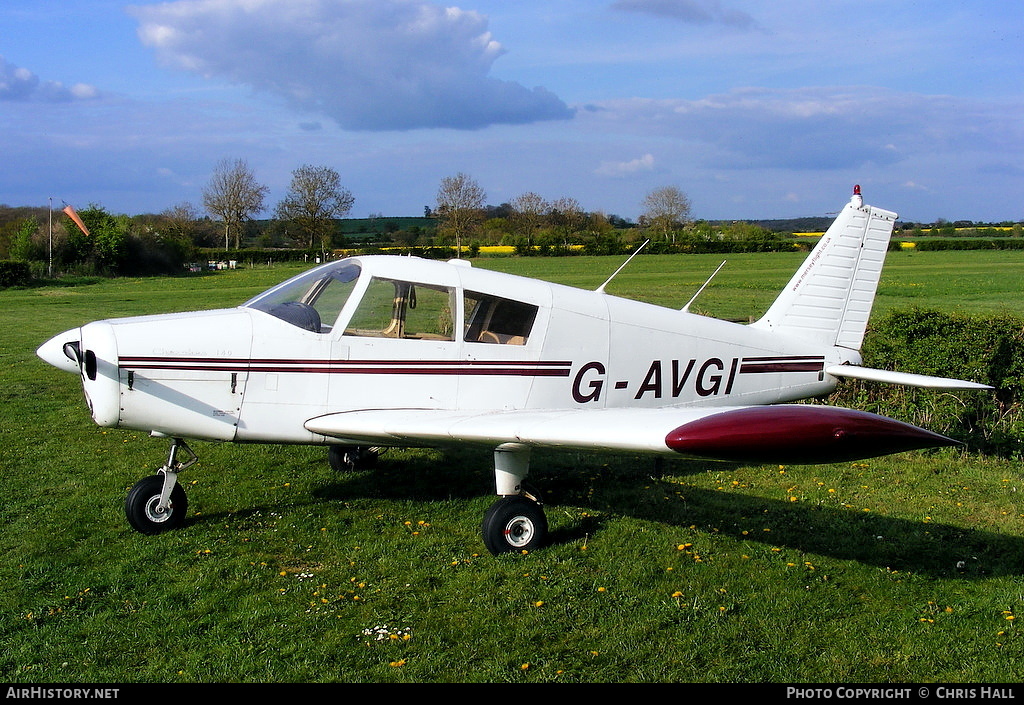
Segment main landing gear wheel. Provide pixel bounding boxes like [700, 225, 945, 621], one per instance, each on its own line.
[125, 475, 189, 535]
[328, 445, 379, 472]
[481, 495, 548, 555]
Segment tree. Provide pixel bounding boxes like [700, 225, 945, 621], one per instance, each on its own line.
[641, 186, 692, 242]
[435, 172, 486, 256]
[202, 158, 268, 249]
[274, 165, 355, 250]
[62, 205, 129, 274]
[548, 196, 585, 247]
[160, 202, 206, 244]
[509, 192, 548, 248]
[6, 217, 39, 261]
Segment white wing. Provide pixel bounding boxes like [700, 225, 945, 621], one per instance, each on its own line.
[306, 407, 705, 455]
[305, 403, 959, 464]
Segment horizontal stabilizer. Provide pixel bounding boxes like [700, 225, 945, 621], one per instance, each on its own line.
[825, 365, 992, 390]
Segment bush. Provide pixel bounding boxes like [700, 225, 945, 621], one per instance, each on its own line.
[0, 260, 31, 287]
[195, 247, 322, 265]
[829, 308, 1024, 457]
[913, 239, 1024, 251]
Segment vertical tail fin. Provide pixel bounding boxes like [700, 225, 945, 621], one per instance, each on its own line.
[750, 187, 897, 350]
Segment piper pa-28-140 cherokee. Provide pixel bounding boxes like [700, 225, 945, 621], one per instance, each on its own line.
[37, 187, 990, 554]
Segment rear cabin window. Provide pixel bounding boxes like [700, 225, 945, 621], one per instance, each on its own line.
[464, 292, 538, 345]
[344, 277, 455, 341]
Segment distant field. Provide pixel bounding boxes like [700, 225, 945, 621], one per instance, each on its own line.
[474, 249, 1024, 320]
[2, 249, 1023, 684]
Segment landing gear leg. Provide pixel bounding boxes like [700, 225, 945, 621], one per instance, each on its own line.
[481, 443, 548, 554]
[125, 438, 197, 535]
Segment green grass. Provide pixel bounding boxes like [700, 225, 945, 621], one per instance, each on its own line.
[2, 252, 1023, 683]
[476, 249, 1024, 320]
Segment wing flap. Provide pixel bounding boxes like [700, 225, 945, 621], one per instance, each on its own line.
[306, 407, 715, 455]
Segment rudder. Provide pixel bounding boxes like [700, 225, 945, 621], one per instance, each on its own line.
[750, 187, 897, 350]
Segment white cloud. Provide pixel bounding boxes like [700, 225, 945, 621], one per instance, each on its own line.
[610, 0, 758, 29]
[128, 0, 574, 131]
[901, 181, 931, 192]
[0, 56, 99, 102]
[581, 86, 1024, 173]
[595, 153, 656, 177]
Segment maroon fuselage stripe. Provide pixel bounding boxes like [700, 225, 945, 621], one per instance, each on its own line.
[118, 354, 824, 379]
[117, 356, 573, 377]
[739, 355, 824, 374]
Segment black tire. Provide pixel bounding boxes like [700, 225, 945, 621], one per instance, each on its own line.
[328, 445, 379, 472]
[125, 475, 189, 535]
[481, 495, 548, 555]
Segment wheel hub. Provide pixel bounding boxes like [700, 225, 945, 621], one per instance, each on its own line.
[144, 496, 172, 523]
[503, 515, 535, 547]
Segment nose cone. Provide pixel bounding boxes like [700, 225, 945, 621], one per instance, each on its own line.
[37, 328, 84, 374]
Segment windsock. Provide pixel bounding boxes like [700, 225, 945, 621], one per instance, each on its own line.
[63, 203, 90, 236]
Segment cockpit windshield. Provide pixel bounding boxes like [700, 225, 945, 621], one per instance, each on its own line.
[242, 260, 361, 333]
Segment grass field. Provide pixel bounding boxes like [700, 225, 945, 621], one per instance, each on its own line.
[2, 250, 1023, 684]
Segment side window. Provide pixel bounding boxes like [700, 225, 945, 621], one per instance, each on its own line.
[464, 292, 538, 345]
[345, 278, 454, 340]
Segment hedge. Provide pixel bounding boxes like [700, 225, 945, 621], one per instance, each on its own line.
[0, 260, 31, 287]
[911, 239, 1024, 251]
[829, 308, 1024, 457]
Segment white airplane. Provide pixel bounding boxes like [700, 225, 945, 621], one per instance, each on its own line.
[37, 187, 990, 554]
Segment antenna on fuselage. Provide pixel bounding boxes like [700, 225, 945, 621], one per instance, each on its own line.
[596, 240, 649, 294]
[682, 260, 726, 313]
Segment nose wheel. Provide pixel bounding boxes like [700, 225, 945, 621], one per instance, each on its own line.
[125, 475, 188, 534]
[125, 438, 196, 535]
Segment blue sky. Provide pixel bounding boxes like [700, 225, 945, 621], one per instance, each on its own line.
[1, 0, 1022, 223]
